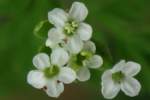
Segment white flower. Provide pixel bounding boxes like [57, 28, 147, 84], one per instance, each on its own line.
[101, 60, 141, 99]
[27, 48, 76, 98]
[46, 2, 92, 54]
[69, 41, 103, 82]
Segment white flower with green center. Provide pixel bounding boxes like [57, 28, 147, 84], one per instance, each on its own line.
[27, 48, 76, 98]
[46, 2, 92, 54]
[101, 60, 141, 99]
[69, 41, 103, 82]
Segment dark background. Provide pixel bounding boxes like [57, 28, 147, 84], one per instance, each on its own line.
[0, 0, 150, 99]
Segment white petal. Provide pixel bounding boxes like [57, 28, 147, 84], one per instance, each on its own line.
[56, 82, 64, 95]
[46, 80, 64, 98]
[101, 70, 120, 99]
[46, 39, 58, 48]
[121, 77, 141, 97]
[84, 55, 103, 69]
[112, 60, 126, 73]
[77, 67, 90, 82]
[48, 8, 68, 27]
[83, 41, 96, 53]
[51, 48, 69, 66]
[122, 61, 141, 76]
[57, 82, 64, 95]
[46, 28, 65, 48]
[58, 67, 76, 84]
[33, 53, 50, 70]
[69, 2, 88, 22]
[77, 23, 92, 41]
[27, 70, 46, 89]
[66, 35, 83, 54]
[101, 70, 112, 82]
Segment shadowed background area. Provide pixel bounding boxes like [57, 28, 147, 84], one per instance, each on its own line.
[0, 0, 150, 100]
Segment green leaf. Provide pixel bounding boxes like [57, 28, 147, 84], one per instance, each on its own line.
[33, 20, 53, 39]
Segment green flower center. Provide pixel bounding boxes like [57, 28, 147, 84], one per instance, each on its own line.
[70, 51, 93, 71]
[76, 51, 93, 65]
[64, 20, 78, 36]
[112, 71, 124, 83]
[44, 65, 59, 78]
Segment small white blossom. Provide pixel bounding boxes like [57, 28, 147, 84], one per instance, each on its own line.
[69, 41, 103, 82]
[46, 2, 92, 54]
[101, 60, 141, 99]
[27, 48, 76, 98]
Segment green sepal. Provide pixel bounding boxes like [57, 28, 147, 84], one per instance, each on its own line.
[33, 20, 52, 39]
[38, 44, 52, 55]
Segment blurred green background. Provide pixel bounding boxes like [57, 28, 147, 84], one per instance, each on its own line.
[0, 0, 150, 100]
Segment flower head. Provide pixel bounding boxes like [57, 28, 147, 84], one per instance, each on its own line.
[101, 60, 141, 99]
[69, 41, 103, 81]
[27, 48, 76, 98]
[46, 2, 92, 54]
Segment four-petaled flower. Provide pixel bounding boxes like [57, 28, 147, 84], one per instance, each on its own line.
[27, 48, 76, 98]
[101, 60, 141, 99]
[46, 2, 92, 54]
[69, 41, 103, 81]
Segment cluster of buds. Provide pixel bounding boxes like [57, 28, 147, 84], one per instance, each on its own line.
[27, 2, 141, 99]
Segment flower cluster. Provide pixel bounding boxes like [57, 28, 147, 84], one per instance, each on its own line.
[27, 1, 141, 99]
